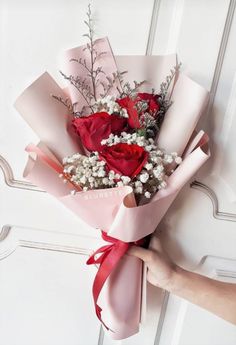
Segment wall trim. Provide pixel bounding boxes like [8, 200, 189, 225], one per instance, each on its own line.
[97, 327, 104, 345]
[0, 224, 101, 260]
[0, 154, 43, 192]
[191, 180, 236, 222]
[0, 224, 104, 343]
[165, 0, 185, 54]
[154, 291, 170, 345]
[207, 0, 236, 116]
[146, 0, 161, 55]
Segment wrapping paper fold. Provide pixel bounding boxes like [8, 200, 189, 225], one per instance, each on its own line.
[14, 37, 210, 339]
[14, 72, 84, 160]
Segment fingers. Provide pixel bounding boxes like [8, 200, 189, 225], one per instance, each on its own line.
[128, 235, 163, 262]
[127, 245, 152, 262]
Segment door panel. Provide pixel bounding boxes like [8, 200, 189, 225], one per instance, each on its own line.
[0, 226, 103, 345]
[1, 1, 236, 344]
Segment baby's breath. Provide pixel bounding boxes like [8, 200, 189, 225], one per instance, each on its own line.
[93, 96, 128, 118]
[62, 132, 182, 199]
[63, 152, 108, 191]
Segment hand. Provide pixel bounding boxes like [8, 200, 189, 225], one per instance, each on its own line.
[129, 234, 236, 326]
[128, 235, 178, 290]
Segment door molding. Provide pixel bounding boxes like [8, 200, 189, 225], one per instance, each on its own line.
[191, 180, 236, 222]
[0, 224, 101, 260]
[0, 154, 41, 192]
[206, 0, 236, 116]
[0, 224, 106, 345]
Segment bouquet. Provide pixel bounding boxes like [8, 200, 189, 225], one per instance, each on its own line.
[14, 6, 210, 340]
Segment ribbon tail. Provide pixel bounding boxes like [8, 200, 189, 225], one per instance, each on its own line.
[86, 244, 113, 265]
[90, 241, 130, 330]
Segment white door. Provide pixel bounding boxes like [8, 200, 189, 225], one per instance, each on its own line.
[0, 1, 236, 344]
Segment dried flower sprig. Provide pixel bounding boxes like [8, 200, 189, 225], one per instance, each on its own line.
[51, 94, 74, 114]
[56, 5, 128, 115]
[155, 59, 181, 130]
[100, 71, 127, 98]
[118, 79, 147, 98]
[52, 4, 148, 116]
[59, 70, 94, 115]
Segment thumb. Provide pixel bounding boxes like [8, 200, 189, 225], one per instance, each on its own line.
[127, 245, 152, 262]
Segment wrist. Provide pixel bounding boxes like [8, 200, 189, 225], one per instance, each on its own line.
[163, 265, 187, 293]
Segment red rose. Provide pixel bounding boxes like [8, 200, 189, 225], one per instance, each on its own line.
[137, 93, 160, 114]
[116, 93, 160, 129]
[99, 143, 148, 177]
[72, 112, 127, 152]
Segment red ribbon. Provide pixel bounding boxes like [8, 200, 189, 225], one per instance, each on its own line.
[86, 231, 144, 330]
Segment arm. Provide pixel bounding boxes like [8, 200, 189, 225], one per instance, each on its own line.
[128, 236, 236, 325]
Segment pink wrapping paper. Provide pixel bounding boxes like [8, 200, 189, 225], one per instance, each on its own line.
[14, 72, 84, 160]
[14, 37, 210, 339]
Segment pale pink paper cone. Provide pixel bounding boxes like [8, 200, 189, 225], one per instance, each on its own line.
[15, 39, 210, 339]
